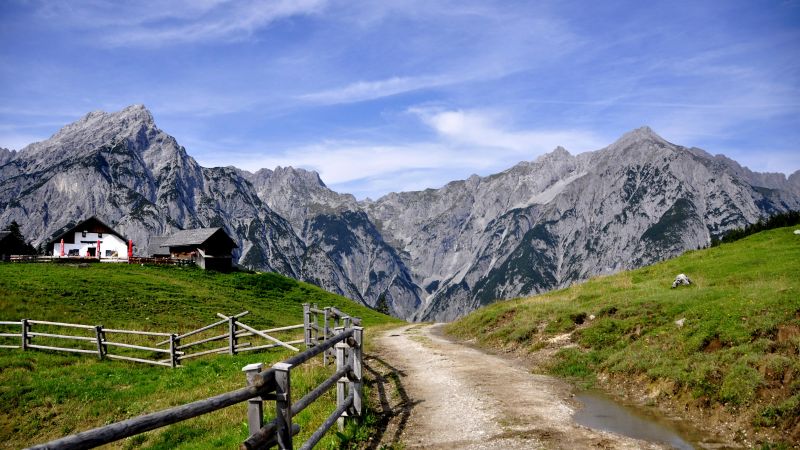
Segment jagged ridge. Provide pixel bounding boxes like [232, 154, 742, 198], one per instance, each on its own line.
[2, 105, 799, 321]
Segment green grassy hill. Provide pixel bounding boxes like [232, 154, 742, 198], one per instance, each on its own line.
[447, 227, 800, 446]
[0, 264, 401, 449]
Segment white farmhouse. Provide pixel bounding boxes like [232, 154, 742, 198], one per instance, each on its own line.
[48, 217, 131, 260]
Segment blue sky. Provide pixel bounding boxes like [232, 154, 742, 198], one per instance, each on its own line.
[1, 0, 798, 199]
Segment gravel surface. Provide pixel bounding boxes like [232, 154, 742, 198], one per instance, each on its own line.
[371, 323, 668, 450]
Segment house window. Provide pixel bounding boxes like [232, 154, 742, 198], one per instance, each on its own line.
[82, 230, 87, 238]
[98, 233, 103, 238]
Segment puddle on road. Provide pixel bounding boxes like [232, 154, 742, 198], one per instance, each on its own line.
[573, 391, 697, 449]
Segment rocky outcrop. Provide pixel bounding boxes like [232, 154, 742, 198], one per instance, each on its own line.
[2, 109, 798, 321]
[0, 148, 16, 166]
[244, 167, 423, 317]
[0, 105, 306, 276]
[364, 127, 800, 320]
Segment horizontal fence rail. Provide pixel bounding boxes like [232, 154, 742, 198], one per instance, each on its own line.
[128, 257, 194, 266]
[7, 255, 195, 266]
[1, 311, 306, 368]
[25, 305, 364, 450]
[8, 255, 133, 264]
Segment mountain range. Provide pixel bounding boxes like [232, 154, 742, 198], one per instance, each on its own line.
[2, 105, 798, 320]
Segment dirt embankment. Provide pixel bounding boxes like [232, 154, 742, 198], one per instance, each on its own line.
[363, 324, 669, 450]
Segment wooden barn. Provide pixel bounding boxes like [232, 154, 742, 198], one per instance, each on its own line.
[159, 228, 237, 271]
[48, 217, 131, 260]
[146, 236, 170, 258]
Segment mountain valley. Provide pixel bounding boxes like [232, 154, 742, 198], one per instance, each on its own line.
[2, 105, 798, 320]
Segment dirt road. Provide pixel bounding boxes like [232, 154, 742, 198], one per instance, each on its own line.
[365, 323, 667, 450]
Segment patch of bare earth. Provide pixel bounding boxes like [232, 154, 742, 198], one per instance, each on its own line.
[367, 324, 667, 449]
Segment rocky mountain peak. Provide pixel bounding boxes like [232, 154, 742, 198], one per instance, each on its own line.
[246, 164, 359, 234]
[18, 104, 160, 165]
[534, 145, 574, 165]
[273, 166, 327, 188]
[612, 126, 668, 148]
[54, 104, 155, 140]
[3, 106, 799, 323]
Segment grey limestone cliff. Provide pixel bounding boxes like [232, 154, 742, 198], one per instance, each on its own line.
[2, 108, 798, 322]
[243, 166, 423, 317]
[0, 105, 306, 276]
[363, 127, 800, 320]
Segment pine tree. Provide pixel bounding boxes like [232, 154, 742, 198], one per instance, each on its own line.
[3, 221, 36, 255]
[376, 293, 391, 315]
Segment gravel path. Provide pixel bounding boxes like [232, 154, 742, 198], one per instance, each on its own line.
[369, 323, 667, 450]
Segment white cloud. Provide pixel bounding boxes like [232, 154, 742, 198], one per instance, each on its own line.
[192, 107, 608, 199]
[411, 107, 605, 154]
[206, 140, 487, 183]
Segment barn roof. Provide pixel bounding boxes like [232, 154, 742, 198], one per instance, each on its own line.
[147, 236, 170, 256]
[162, 227, 237, 248]
[47, 216, 128, 246]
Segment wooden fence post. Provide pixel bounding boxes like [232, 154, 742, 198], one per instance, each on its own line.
[242, 363, 264, 437]
[94, 325, 104, 359]
[228, 317, 237, 355]
[323, 308, 330, 365]
[21, 319, 29, 351]
[302, 303, 311, 347]
[100, 327, 108, 356]
[311, 304, 319, 346]
[335, 341, 348, 432]
[274, 362, 293, 450]
[350, 326, 364, 418]
[170, 334, 179, 368]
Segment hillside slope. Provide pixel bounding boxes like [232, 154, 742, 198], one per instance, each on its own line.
[0, 263, 400, 448]
[448, 227, 800, 446]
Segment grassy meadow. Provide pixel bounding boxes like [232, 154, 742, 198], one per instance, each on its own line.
[448, 227, 800, 444]
[0, 263, 401, 449]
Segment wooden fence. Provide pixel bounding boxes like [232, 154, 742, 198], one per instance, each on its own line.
[303, 304, 362, 366]
[127, 256, 194, 266]
[7, 255, 193, 265]
[0, 311, 305, 368]
[24, 306, 364, 450]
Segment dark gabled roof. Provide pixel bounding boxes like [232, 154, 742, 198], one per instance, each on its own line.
[162, 227, 237, 248]
[147, 236, 170, 256]
[0, 231, 11, 242]
[47, 216, 128, 246]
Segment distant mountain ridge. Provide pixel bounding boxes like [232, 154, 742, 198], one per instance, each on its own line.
[2, 106, 798, 320]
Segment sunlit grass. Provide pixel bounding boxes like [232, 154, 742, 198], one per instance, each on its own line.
[0, 264, 402, 449]
[448, 227, 800, 437]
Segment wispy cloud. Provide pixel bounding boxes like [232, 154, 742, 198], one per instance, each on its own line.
[191, 106, 607, 199]
[37, 0, 329, 47]
[298, 75, 454, 105]
[3, 0, 798, 194]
